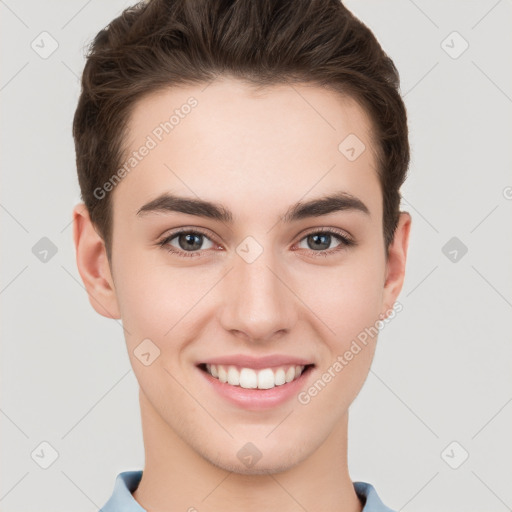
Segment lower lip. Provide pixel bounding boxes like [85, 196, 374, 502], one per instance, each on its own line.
[198, 365, 314, 411]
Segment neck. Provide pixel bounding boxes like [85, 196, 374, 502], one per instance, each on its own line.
[132, 389, 363, 512]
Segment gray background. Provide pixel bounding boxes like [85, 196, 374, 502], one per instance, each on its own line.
[1, 1, 511, 511]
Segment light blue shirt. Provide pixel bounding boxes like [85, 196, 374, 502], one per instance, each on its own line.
[100, 470, 396, 511]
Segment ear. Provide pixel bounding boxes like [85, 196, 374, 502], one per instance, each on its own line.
[381, 211, 411, 316]
[72, 203, 121, 319]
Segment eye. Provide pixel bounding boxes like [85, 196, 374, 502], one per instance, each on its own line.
[158, 227, 355, 258]
[296, 228, 355, 257]
[158, 228, 216, 258]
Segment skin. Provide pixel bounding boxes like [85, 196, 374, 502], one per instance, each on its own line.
[73, 77, 411, 512]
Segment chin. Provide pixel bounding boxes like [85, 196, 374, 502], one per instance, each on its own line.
[204, 445, 307, 476]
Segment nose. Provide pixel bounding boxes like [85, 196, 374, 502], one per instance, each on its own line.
[218, 245, 297, 343]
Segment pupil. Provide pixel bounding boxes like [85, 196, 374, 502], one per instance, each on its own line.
[310, 233, 330, 250]
[181, 233, 201, 250]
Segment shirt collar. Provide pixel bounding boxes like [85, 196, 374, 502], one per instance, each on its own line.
[100, 471, 145, 512]
[353, 481, 397, 511]
[101, 470, 396, 512]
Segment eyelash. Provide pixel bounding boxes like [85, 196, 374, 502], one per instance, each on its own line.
[157, 227, 355, 259]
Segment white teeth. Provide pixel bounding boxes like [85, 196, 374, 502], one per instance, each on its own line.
[257, 368, 275, 389]
[274, 368, 286, 386]
[285, 366, 295, 383]
[239, 368, 258, 389]
[204, 363, 307, 389]
[218, 365, 228, 383]
[227, 365, 240, 386]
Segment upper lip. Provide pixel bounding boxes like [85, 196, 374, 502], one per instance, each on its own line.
[199, 354, 314, 370]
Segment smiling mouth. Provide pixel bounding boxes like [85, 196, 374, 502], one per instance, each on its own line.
[198, 363, 315, 390]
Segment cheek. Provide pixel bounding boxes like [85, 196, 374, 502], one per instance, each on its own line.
[303, 251, 386, 345]
[112, 263, 197, 403]
[115, 266, 188, 340]
[296, 261, 385, 411]
[112, 250, 215, 365]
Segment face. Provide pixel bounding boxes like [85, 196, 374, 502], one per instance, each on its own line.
[75, 77, 410, 474]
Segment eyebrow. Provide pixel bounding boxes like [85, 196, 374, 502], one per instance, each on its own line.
[136, 190, 370, 223]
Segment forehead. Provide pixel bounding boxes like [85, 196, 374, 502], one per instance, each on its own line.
[114, 77, 381, 222]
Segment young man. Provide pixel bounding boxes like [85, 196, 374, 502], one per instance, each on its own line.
[72, 0, 411, 510]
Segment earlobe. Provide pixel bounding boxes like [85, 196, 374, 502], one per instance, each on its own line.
[381, 212, 411, 315]
[72, 203, 121, 319]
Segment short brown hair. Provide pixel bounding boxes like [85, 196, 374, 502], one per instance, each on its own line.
[73, 0, 409, 258]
